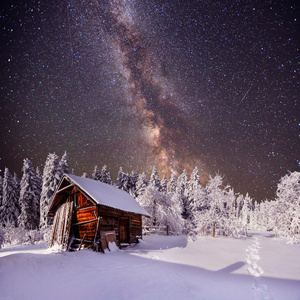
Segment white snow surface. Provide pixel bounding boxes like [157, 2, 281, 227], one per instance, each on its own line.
[0, 232, 299, 300]
[66, 174, 150, 217]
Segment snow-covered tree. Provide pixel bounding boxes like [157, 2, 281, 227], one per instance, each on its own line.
[128, 171, 139, 197]
[36, 167, 42, 184]
[240, 193, 252, 236]
[189, 167, 201, 192]
[135, 172, 148, 197]
[81, 172, 88, 178]
[100, 165, 113, 185]
[176, 170, 190, 219]
[60, 151, 70, 174]
[188, 167, 205, 223]
[0, 168, 20, 227]
[196, 175, 240, 237]
[18, 159, 41, 230]
[0, 175, 3, 208]
[167, 172, 177, 195]
[13, 172, 21, 215]
[39, 153, 63, 229]
[137, 185, 183, 234]
[114, 167, 129, 192]
[275, 171, 300, 242]
[161, 175, 168, 194]
[92, 165, 101, 181]
[149, 166, 161, 191]
[0, 227, 4, 249]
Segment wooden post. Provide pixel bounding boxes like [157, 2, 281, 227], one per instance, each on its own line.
[213, 222, 216, 237]
[167, 225, 169, 236]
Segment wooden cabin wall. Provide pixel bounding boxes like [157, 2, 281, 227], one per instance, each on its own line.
[71, 188, 98, 244]
[98, 205, 142, 245]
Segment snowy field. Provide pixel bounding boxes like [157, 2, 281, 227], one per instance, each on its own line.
[0, 232, 299, 300]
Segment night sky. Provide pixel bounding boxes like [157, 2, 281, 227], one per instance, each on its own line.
[0, 0, 299, 201]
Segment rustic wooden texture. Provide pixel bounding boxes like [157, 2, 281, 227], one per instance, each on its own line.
[49, 201, 73, 249]
[77, 191, 94, 208]
[97, 206, 142, 245]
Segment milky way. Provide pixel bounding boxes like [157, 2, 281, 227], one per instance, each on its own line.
[0, 0, 299, 200]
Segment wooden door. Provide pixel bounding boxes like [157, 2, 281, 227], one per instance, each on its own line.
[119, 218, 129, 244]
[49, 201, 73, 249]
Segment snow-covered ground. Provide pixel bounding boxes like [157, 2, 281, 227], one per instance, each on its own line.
[0, 232, 299, 300]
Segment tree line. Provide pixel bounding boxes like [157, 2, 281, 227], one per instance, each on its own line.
[0, 152, 299, 246]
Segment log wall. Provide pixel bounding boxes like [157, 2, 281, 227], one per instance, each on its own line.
[98, 205, 142, 245]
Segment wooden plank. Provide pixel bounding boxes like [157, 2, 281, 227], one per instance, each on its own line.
[56, 184, 74, 194]
[62, 202, 73, 251]
[77, 205, 97, 212]
[72, 218, 98, 226]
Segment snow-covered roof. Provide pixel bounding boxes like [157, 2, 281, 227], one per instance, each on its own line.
[49, 174, 150, 217]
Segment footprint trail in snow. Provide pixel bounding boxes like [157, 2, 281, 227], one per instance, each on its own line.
[246, 235, 273, 300]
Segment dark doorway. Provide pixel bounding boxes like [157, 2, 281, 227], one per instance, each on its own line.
[119, 218, 129, 244]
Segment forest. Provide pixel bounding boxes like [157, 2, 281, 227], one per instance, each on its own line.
[0, 151, 299, 248]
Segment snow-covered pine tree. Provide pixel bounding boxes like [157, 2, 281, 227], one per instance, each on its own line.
[0, 168, 20, 227]
[0, 227, 4, 249]
[82, 172, 88, 178]
[18, 159, 41, 230]
[136, 185, 183, 234]
[275, 171, 300, 241]
[176, 170, 190, 219]
[149, 166, 162, 191]
[199, 174, 230, 237]
[100, 165, 113, 185]
[60, 151, 70, 174]
[34, 167, 42, 226]
[36, 167, 42, 183]
[167, 172, 177, 195]
[0, 175, 3, 208]
[135, 172, 149, 197]
[188, 167, 203, 223]
[13, 172, 21, 226]
[128, 171, 139, 197]
[240, 193, 252, 236]
[189, 167, 201, 191]
[225, 188, 237, 218]
[39, 153, 63, 229]
[92, 165, 101, 181]
[161, 175, 168, 194]
[114, 167, 129, 192]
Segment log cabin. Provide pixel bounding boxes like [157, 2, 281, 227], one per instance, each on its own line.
[47, 174, 150, 252]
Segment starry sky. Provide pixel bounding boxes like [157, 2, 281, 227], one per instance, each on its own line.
[0, 0, 299, 201]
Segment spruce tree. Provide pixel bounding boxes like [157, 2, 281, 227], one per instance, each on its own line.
[135, 172, 149, 197]
[128, 171, 139, 197]
[0, 168, 20, 227]
[0, 175, 3, 208]
[60, 151, 70, 174]
[18, 159, 41, 230]
[100, 165, 113, 185]
[149, 166, 161, 191]
[176, 170, 190, 219]
[161, 175, 168, 194]
[40, 153, 63, 228]
[114, 167, 129, 192]
[189, 167, 201, 192]
[167, 172, 177, 195]
[92, 165, 101, 181]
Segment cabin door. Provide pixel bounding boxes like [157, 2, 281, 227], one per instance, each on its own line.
[50, 202, 73, 250]
[119, 218, 129, 244]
